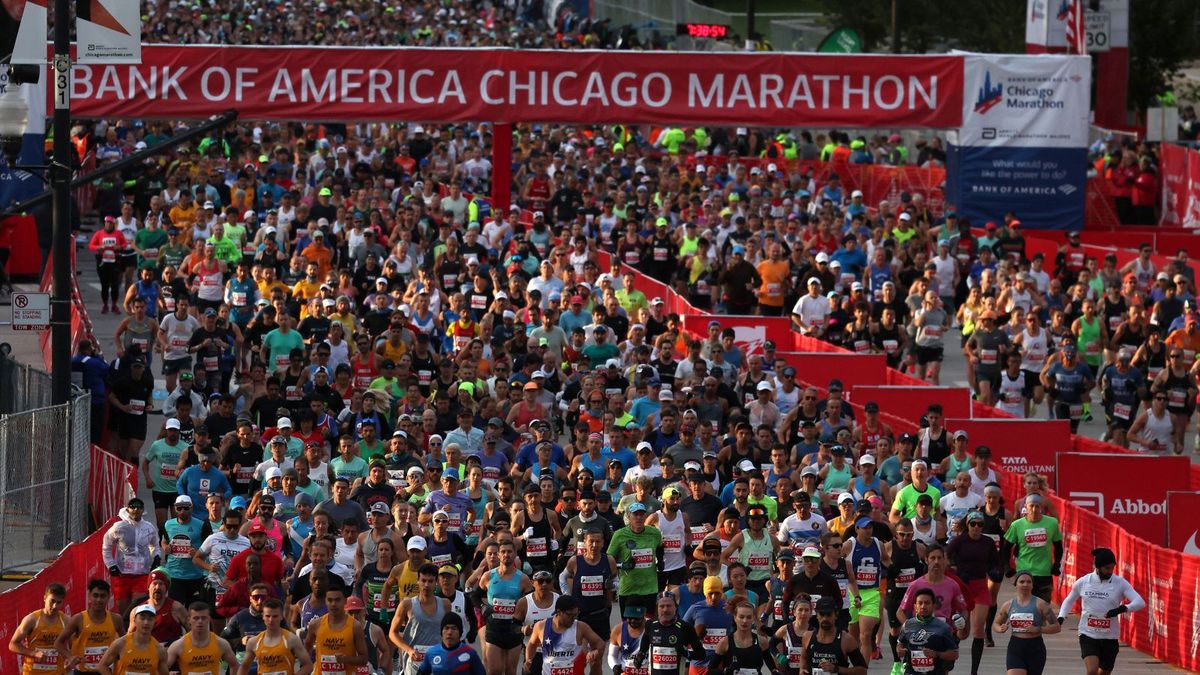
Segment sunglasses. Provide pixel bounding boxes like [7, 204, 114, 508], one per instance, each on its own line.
[250, 594, 268, 600]
[176, 506, 192, 511]
[826, 543, 842, 548]
[968, 521, 983, 527]
[1155, 396, 1168, 401]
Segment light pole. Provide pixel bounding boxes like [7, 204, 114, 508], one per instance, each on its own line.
[50, 0, 72, 406]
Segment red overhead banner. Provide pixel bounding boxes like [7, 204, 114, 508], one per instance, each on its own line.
[67, 45, 965, 126]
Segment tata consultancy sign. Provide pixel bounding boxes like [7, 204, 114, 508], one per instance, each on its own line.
[1057, 453, 1190, 546]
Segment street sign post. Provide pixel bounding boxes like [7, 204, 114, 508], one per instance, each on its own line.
[11, 292, 50, 331]
[1086, 11, 1111, 53]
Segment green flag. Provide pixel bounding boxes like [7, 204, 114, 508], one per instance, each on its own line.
[817, 28, 862, 54]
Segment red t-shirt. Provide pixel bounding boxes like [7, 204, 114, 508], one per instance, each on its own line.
[225, 546, 286, 586]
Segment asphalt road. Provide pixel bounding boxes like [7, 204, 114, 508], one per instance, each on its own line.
[0, 257, 1185, 673]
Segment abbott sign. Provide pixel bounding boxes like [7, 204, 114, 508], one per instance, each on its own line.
[1056, 453, 1190, 546]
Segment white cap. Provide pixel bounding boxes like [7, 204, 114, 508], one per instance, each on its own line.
[165, 418, 181, 430]
[851, 281, 864, 291]
[659, 390, 674, 401]
[203, 201, 215, 209]
[503, 309, 516, 319]
[899, 212, 912, 221]
[636, 441, 654, 453]
[243, 209, 256, 220]
[132, 603, 157, 616]
[606, 358, 622, 369]
[815, 252, 830, 263]
[851, 190, 864, 198]
[277, 417, 293, 429]
[684, 461, 702, 471]
[838, 492, 855, 504]
[265, 467, 283, 480]
[737, 459, 756, 472]
[807, 277, 822, 286]
[756, 380, 773, 391]
[858, 454, 876, 465]
[322, 298, 336, 307]
[767, 163, 778, 173]
[174, 494, 193, 506]
[407, 535, 428, 550]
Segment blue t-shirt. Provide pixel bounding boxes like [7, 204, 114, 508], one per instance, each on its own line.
[417, 642, 485, 675]
[628, 397, 662, 427]
[602, 446, 637, 472]
[682, 602, 732, 665]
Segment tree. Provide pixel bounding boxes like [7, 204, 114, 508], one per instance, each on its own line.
[811, 0, 1024, 54]
[1126, 0, 1200, 112]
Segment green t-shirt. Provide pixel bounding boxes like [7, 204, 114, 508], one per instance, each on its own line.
[331, 455, 369, 481]
[145, 438, 188, 492]
[607, 525, 663, 596]
[615, 289, 648, 317]
[357, 439, 386, 462]
[297, 480, 326, 504]
[583, 342, 620, 369]
[134, 228, 168, 270]
[892, 483, 943, 519]
[262, 328, 305, 370]
[1003, 516, 1062, 576]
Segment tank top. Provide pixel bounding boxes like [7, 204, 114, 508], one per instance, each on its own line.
[1144, 344, 1167, 382]
[524, 509, 554, 569]
[782, 622, 807, 674]
[572, 555, 614, 617]
[361, 563, 396, 627]
[820, 559, 851, 609]
[252, 516, 285, 556]
[487, 568, 523, 629]
[401, 598, 445, 675]
[117, 634, 160, 675]
[888, 543, 923, 593]
[523, 592, 560, 627]
[135, 282, 160, 318]
[196, 260, 224, 301]
[20, 611, 65, 675]
[427, 535, 460, 570]
[727, 633, 765, 675]
[850, 476, 883, 502]
[912, 518, 938, 548]
[919, 427, 951, 466]
[254, 630, 296, 675]
[74, 611, 117, 672]
[396, 562, 421, 599]
[823, 462, 852, 494]
[997, 371, 1026, 417]
[981, 506, 1006, 545]
[1076, 316, 1103, 364]
[177, 632, 222, 674]
[1140, 409, 1174, 452]
[847, 537, 882, 590]
[619, 624, 647, 675]
[1006, 288, 1032, 314]
[656, 510, 687, 572]
[313, 614, 357, 675]
[944, 454, 974, 482]
[288, 517, 312, 556]
[805, 630, 850, 674]
[1019, 329, 1048, 373]
[1008, 595, 1042, 636]
[1164, 369, 1192, 412]
[540, 620, 585, 675]
[738, 530, 774, 581]
[152, 599, 183, 643]
[123, 317, 155, 356]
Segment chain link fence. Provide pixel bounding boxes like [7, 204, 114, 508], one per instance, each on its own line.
[0, 352, 90, 572]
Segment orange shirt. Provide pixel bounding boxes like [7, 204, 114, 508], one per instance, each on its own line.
[300, 243, 334, 279]
[1165, 328, 1200, 367]
[756, 259, 790, 307]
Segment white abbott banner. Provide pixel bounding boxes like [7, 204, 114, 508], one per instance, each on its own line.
[76, 0, 141, 64]
[953, 53, 1090, 149]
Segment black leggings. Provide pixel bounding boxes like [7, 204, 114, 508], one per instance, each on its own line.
[98, 261, 121, 305]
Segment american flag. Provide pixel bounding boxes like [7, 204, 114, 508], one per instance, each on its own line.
[1064, 0, 1086, 54]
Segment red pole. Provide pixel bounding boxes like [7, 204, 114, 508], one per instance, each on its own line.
[491, 123, 513, 215]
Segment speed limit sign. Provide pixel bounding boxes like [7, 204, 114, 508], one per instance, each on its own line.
[1085, 11, 1111, 53]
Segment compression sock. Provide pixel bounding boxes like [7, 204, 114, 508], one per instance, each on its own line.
[971, 637, 984, 674]
[986, 605, 997, 643]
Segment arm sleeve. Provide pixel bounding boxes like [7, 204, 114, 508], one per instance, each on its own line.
[1121, 578, 1147, 613]
[1057, 577, 1084, 620]
[1053, 541, 1063, 566]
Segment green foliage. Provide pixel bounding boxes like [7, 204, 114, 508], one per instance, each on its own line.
[1127, 0, 1200, 112]
[809, 0, 1024, 54]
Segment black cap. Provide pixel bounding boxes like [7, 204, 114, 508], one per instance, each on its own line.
[856, 499, 872, 513]
[815, 596, 839, 613]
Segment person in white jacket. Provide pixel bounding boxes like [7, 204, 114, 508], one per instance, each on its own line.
[101, 498, 161, 615]
[1057, 547, 1146, 675]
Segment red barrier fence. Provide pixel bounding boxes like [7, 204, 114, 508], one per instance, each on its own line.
[89, 444, 136, 528]
[0, 518, 117, 674]
[37, 245, 97, 370]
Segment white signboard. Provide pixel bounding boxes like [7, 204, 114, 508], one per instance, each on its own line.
[10, 292, 50, 331]
[1086, 11, 1111, 53]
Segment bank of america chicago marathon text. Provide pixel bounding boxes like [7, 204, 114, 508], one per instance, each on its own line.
[71, 65, 948, 111]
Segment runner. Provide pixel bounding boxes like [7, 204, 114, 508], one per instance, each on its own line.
[524, 596, 605, 675]
[516, 570, 561, 636]
[607, 606, 648, 675]
[993, 570, 1061, 675]
[709, 597, 777, 675]
[845, 516, 887, 664]
[720, 505, 778, 602]
[564, 527, 619, 639]
[8, 584, 68, 675]
[1057, 547, 1146, 675]
[102, 498, 160, 615]
[165, 603, 238, 674]
[238, 598, 312, 675]
[800, 596, 868, 675]
[95, 604, 168, 675]
[478, 540, 532, 675]
[607, 502, 663, 615]
[630, 595, 705, 675]
[1003, 495, 1062, 602]
[897, 589, 960, 675]
[946, 511, 1002, 675]
[885, 520, 927, 675]
[304, 584, 369, 674]
[55, 580, 125, 674]
[416, 612, 485, 675]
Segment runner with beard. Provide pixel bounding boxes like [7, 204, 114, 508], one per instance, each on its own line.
[801, 597, 868, 675]
[631, 595, 705, 675]
[885, 520, 927, 675]
[565, 528, 619, 639]
[608, 605, 648, 675]
[1057, 548, 1145, 675]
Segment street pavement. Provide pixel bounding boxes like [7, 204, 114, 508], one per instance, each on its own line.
[0, 256, 1187, 672]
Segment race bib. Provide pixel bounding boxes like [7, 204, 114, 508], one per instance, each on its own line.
[492, 597, 516, 619]
[471, 295, 487, 310]
[980, 349, 997, 365]
[131, 337, 149, 350]
[766, 283, 781, 296]
[1004, 391, 1023, 406]
[29, 649, 58, 671]
[1169, 389, 1186, 407]
[417, 370, 432, 386]
[1086, 342, 1100, 355]
[653, 247, 668, 261]
[1068, 404, 1083, 420]
[203, 356, 219, 371]
[663, 535, 683, 554]
[235, 468, 254, 484]
[102, 250, 117, 263]
[320, 654, 346, 673]
[232, 291, 248, 306]
[580, 574, 605, 596]
[630, 548, 654, 569]
[410, 645, 429, 663]
[527, 537, 548, 555]
[1113, 403, 1132, 420]
[925, 326, 942, 338]
[1085, 615, 1112, 631]
[854, 340, 869, 354]
[689, 526, 710, 545]
[909, 649, 935, 673]
[83, 645, 106, 666]
[701, 628, 726, 650]
[160, 464, 178, 480]
[170, 334, 189, 349]
[129, 399, 146, 415]
[1023, 527, 1048, 547]
[624, 251, 640, 264]
[883, 340, 898, 354]
[274, 355, 290, 369]
[286, 386, 303, 401]
[442, 274, 458, 289]
[1009, 611, 1035, 633]
[650, 646, 677, 667]
[747, 553, 770, 572]
[787, 645, 804, 668]
[624, 659, 649, 675]
[896, 567, 916, 588]
[855, 563, 878, 586]
[170, 538, 192, 559]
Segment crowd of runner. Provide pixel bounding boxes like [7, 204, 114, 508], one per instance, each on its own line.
[8, 2, 1177, 674]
